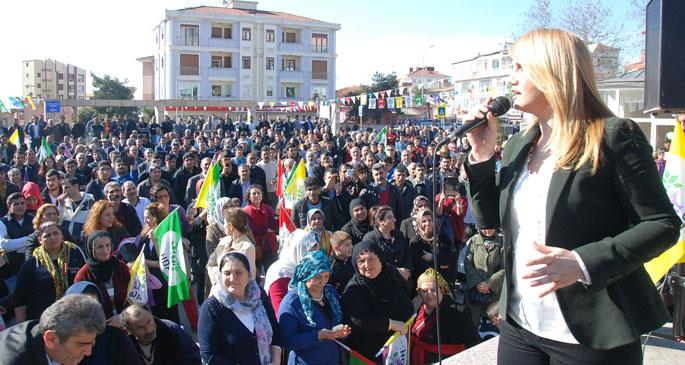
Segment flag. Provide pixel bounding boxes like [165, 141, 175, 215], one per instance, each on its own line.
[154, 208, 191, 307]
[24, 95, 36, 111]
[2, 97, 25, 110]
[8, 128, 20, 146]
[0, 100, 8, 113]
[284, 159, 306, 208]
[375, 126, 388, 145]
[350, 349, 376, 365]
[194, 160, 222, 224]
[39, 137, 53, 163]
[126, 247, 148, 304]
[377, 314, 416, 365]
[276, 158, 285, 199]
[369, 98, 377, 110]
[387, 96, 396, 110]
[645, 117, 685, 283]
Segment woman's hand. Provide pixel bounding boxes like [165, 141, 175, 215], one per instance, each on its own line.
[388, 319, 408, 335]
[522, 242, 584, 298]
[465, 97, 498, 162]
[477, 282, 491, 293]
[333, 324, 352, 339]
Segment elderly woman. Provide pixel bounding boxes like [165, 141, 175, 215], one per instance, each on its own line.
[409, 208, 459, 288]
[264, 230, 319, 315]
[198, 252, 283, 364]
[13, 221, 86, 322]
[362, 205, 412, 282]
[340, 199, 370, 246]
[243, 185, 278, 273]
[74, 231, 132, 321]
[278, 251, 352, 365]
[411, 268, 480, 364]
[342, 240, 413, 362]
[400, 195, 455, 245]
[82, 200, 130, 253]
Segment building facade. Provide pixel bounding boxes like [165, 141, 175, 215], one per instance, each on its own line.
[150, 0, 340, 102]
[22, 59, 87, 100]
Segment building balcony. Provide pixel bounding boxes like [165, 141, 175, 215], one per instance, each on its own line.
[207, 37, 239, 49]
[175, 36, 201, 47]
[279, 70, 304, 82]
[279, 42, 305, 53]
[207, 67, 238, 79]
[311, 71, 328, 80]
[180, 66, 200, 76]
[311, 45, 329, 53]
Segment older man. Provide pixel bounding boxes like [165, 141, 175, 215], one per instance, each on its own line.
[0, 294, 106, 365]
[122, 180, 150, 227]
[105, 181, 142, 236]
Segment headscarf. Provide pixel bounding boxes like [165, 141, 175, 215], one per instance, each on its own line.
[416, 267, 452, 299]
[264, 230, 318, 293]
[288, 251, 342, 327]
[214, 197, 231, 232]
[304, 208, 331, 255]
[66, 281, 103, 302]
[85, 230, 117, 284]
[33, 238, 79, 299]
[415, 208, 435, 241]
[346, 199, 369, 240]
[21, 181, 44, 211]
[213, 252, 273, 365]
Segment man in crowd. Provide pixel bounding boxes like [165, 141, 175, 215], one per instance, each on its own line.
[122, 180, 150, 227]
[292, 177, 339, 231]
[59, 177, 96, 242]
[105, 181, 142, 237]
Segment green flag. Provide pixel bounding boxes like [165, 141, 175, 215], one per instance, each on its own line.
[375, 126, 388, 145]
[154, 208, 190, 307]
[39, 137, 53, 163]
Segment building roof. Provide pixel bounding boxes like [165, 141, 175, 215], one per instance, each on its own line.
[173, 6, 339, 27]
[452, 49, 507, 65]
[336, 85, 364, 98]
[407, 68, 448, 79]
[597, 67, 644, 89]
[136, 55, 154, 62]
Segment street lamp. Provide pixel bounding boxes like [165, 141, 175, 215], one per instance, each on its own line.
[421, 45, 434, 120]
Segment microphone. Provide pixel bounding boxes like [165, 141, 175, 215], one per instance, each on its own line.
[438, 96, 512, 146]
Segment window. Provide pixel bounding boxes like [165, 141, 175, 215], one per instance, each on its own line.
[58, 73, 63, 80]
[211, 83, 232, 97]
[311, 86, 327, 99]
[266, 57, 274, 70]
[179, 83, 198, 100]
[266, 88, 273, 97]
[283, 31, 297, 43]
[180, 24, 199, 46]
[502, 56, 513, 69]
[283, 59, 297, 71]
[311, 60, 327, 79]
[211, 25, 232, 39]
[285, 86, 296, 98]
[311, 33, 328, 52]
[266, 29, 275, 42]
[78, 86, 85, 93]
[492, 59, 500, 69]
[37, 72, 41, 77]
[479, 80, 491, 92]
[58, 84, 63, 91]
[180, 54, 199, 75]
[211, 54, 232, 68]
[242, 56, 251, 69]
[242, 27, 251, 41]
[37, 83, 41, 88]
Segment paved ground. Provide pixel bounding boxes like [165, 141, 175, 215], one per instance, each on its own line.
[443, 324, 685, 365]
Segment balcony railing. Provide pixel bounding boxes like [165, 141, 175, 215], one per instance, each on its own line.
[311, 71, 328, 80]
[311, 45, 328, 53]
[180, 66, 199, 76]
[178, 35, 200, 46]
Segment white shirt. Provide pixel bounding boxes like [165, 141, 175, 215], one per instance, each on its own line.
[0, 218, 27, 253]
[508, 156, 579, 343]
[257, 160, 278, 193]
[123, 196, 151, 226]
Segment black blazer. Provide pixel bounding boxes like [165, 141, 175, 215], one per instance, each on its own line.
[0, 320, 49, 365]
[465, 117, 680, 349]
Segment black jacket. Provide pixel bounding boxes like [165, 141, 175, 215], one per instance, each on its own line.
[129, 318, 201, 365]
[227, 179, 258, 206]
[362, 228, 412, 272]
[0, 320, 49, 365]
[359, 183, 402, 228]
[465, 117, 680, 349]
[291, 196, 340, 231]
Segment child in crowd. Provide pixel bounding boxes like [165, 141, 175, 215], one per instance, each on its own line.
[328, 231, 354, 294]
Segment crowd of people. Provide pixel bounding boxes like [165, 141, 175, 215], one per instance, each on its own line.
[0, 105, 503, 364]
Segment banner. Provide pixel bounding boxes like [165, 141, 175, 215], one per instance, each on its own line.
[126, 247, 148, 304]
[154, 208, 191, 307]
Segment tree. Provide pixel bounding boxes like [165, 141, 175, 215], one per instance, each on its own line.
[90, 73, 137, 117]
[557, 0, 624, 46]
[363, 72, 399, 94]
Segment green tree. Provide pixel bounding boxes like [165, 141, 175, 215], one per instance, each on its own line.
[90, 73, 137, 117]
[363, 72, 399, 93]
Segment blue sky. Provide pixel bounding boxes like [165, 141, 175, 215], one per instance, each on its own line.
[0, 0, 640, 98]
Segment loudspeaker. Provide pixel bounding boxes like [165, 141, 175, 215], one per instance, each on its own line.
[644, 0, 685, 113]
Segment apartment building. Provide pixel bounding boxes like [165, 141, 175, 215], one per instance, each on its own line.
[22, 59, 87, 100]
[149, 0, 340, 102]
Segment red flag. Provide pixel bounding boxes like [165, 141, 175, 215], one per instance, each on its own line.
[278, 205, 296, 233]
[276, 157, 285, 198]
[349, 349, 375, 365]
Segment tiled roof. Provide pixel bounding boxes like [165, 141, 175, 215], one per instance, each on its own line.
[175, 6, 332, 25]
[408, 69, 448, 78]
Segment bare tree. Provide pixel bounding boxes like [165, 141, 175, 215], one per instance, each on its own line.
[513, 0, 553, 39]
[557, 0, 624, 46]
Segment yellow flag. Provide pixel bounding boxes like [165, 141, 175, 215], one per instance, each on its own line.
[645, 116, 685, 283]
[8, 129, 20, 146]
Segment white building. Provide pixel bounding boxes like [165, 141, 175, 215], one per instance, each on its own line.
[22, 59, 87, 100]
[150, 0, 340, 102]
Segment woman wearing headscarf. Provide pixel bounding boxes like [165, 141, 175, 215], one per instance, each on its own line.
[13, 221, 86, 322]
[411, 268, 480, 364]
[65, 281, 143, 365]
[21, 181, 43, 213]
[205, 197, 230, 297]
[304, 208, 332, 255]
[208, 207, 257, 285]
[74, 230, 132, 322]
[340, 198, 370, 246]
[278, 251, 351, 365]
[198, 251, 283, 365]
[264, 230, 319, 315]
[399, 195, 455, 245]
[409, 208, 459, 289]
[342, 240, 413, 362]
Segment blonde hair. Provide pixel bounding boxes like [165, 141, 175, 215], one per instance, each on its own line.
[511, 28, 613, 173]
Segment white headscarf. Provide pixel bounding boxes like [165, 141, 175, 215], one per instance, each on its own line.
[263, 229, 318, 293]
